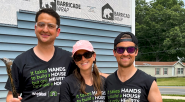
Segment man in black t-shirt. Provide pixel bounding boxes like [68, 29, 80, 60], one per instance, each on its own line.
[5, 8, 75, 102]
[105, 32, 162, 102]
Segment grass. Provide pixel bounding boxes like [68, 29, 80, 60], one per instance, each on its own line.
[162, 94, 185, 102]
[162, 94, 185, 97]
[163, 99, 185, 102]
[157, 77, 185, 86]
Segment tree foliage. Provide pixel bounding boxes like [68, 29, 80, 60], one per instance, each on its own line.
[135, 0, 185, 61]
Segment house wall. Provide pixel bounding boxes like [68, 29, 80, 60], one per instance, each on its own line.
[0, 10, 132, 102]
[136, 66, 174, 78]
[174, 63, 185, 77]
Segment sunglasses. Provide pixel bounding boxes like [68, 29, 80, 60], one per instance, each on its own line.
[115, 46, 136, 54]
[73, 51, 94, 62]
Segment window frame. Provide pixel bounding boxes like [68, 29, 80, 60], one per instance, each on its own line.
[177, 68, 184, 74]
[155, 68, 160, 75]
[163, 68, 168, 75]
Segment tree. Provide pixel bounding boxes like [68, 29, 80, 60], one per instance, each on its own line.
[135, 0, 185, 61]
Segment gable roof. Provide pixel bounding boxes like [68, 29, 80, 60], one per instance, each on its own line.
[135, 61, 185, 66]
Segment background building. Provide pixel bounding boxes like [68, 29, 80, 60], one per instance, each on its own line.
[136, 61, 185, 77]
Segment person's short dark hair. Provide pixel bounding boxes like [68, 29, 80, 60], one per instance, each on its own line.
[35, 8, 60, 29]
[114, 32, 138, 50]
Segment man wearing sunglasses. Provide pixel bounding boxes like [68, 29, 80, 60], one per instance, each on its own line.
[105, 32, 162, 102]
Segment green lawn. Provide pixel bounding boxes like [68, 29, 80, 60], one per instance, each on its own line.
[162, 94, 185, 102]
[157, 77, 185, 86]
[163, 99, 185, 102]
[162, 94, 185, 97]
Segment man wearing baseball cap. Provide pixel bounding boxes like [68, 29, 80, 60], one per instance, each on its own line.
[105, 32, 162, 102]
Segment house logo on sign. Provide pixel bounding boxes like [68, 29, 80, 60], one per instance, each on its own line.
[39, 0, 56, 11]
[102, 3, 114, 20]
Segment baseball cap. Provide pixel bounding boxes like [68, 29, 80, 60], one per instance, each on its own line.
[72, 40, 94, 56]
[114, 32, 138, 48]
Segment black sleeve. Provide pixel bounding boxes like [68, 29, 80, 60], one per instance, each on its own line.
[5, 78, 11, 91]
[4, 62, 23, 93]
[66, 59, 77, 76]
[154, 77, 157, 82]
[60, 80, 71, 102]
[104, 79, 108, 102]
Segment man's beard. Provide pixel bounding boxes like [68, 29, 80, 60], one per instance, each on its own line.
[118, 61, 133, 68]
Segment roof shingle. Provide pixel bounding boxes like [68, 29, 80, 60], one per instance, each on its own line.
[135, 61, 182, 65]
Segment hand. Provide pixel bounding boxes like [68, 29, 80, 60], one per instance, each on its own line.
[9, 96, 22, 102]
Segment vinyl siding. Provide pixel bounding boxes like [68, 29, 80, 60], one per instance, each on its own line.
[0, 10, 131, 101]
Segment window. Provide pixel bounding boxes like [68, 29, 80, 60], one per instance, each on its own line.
[155, 68, 160, 75]
[163, 68, 168, 75]
[177, 68, 184, 74]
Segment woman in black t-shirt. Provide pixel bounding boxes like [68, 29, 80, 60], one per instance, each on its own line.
[60, 40, 106, 102]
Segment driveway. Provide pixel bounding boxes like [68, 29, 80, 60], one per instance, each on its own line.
[159, 86, 185, 95]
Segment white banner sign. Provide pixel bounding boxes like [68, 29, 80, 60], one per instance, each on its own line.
[0, 0, 131, 25]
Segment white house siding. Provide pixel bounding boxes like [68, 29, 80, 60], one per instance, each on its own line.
[136, 66, 155, 76]
[172, 67, 175, 76]
[0, 10, 131, 101]
[174, 63, 185, 77]
[136, 66, 174, 78]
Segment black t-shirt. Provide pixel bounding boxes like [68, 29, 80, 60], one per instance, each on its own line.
[5, 47, 76, 102]
[60, 74, 106, 102]
[105, 69, 156, 102]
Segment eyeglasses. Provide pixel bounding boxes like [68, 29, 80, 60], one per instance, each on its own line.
[73, 51, 94, 62]
[115, 46, 136, 54]
[36, 22, 58, 29]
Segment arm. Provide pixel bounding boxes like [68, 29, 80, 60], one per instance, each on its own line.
[148, 81, 162, 102]
[6, 91, 22, 102]
[5, 62, 23, 102]
[100, 73, 109, 78]
[60, 80, 71, 102]
[66, 59, 77, 76]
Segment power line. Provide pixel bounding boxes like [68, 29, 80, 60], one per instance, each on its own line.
[139, 48, 185, 55]
[137, 37, 164, 40]
[138, 45, 163, 48]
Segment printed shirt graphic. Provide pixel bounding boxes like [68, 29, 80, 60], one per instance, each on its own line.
[5, 47, 73, 102]
[105, 69, 156, 102]
[60, 74, 106, 102]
